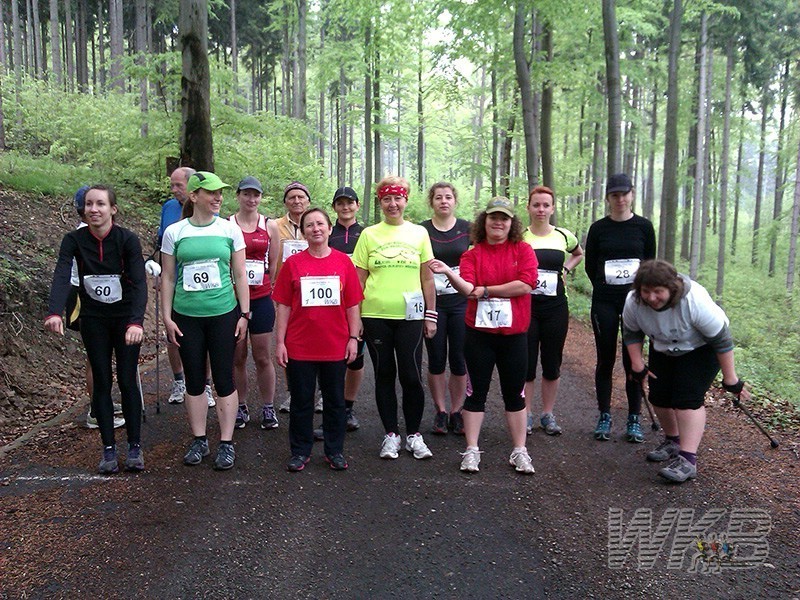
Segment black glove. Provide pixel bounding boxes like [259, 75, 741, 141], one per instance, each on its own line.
[722, 379, 745, 395]
[631, 365, 649, 384]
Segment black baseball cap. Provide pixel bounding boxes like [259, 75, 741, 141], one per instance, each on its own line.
[332, 186, 359, 204]
[606, 173, 633, 195]
[237, 176, 263, 193]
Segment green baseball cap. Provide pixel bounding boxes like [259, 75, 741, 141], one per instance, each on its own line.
[187, 171, 231, 193]
[485, 196, 515, 218]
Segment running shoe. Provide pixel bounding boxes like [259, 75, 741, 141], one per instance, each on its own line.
[213, 444, 236, 470]
[235, 405, 250, 429]
[113, 403, 123, 415]
[287, 455, 310, 472]
[449, 411, 465, 435]
[509, 448, 535, 474]
[325, 454, 349, 471]
[183, 438, 210, 465]
[205, 384, 216, 407]
[594, 412, 612, 441]
[345, 408, 360, 431]
[405, 433, 433, 459]
[314, 394, 323, 413]
[432, 411, 449, 435]
[646, 439, 681, 462]
[260, 404, 279, 429]
[658, 455, 697, 483]
[168, 379, 186, 404]
[626, 414, 645, 443]
[86, 411, 125, 429]
[279, 397, 292, 413]
[125, 444, 145, 472]
[98, 446, 119, 474]
[526, 413, 534, 435]
[540, 413, 562, 436]
[459, 447, 482, 472]
[313, 427, 324, 441]
[379, 433, 402, 459]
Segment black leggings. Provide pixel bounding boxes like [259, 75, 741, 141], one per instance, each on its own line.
[526, 300, 569, 382]
[362, 318, 425, 435]
[287, 359, 347, 457]
[172, 308, 238, 397]
[80, 317, 141, 447]
[463, 328, 526, 413]
[424, 301, 467, 376]
[590, 296, 642, 414]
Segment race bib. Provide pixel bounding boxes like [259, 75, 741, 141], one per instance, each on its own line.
[403, 290, 425, 321]
[532, 269, 558, 296]
[604, 258, 640, 285]
[434, 266, 459, 296]
[245, 259, 265, 286]
[300, 276, 341, 307]
[282, 239, 308, 262]
[83, 274, 122, 304]
[183, 259, 222, 292]
[475, 298, 513, 329]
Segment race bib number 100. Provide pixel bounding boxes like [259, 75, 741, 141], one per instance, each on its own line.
[300, 276, 341, 307]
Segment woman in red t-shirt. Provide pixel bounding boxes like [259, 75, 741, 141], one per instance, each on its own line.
[429, 197, 539, 475]
[273, 208, 364, 472]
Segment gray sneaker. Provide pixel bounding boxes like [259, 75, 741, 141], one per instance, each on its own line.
[279, 397, 292, 413]
[213, 444, 236, 470]
[183, 438, 210, 465]
[345, 408, 360, 431]
[646, 439, 680, 462]
[98, 446, 119, 474]
[125, 444, 145, 472]
[525, 413, 534, 435]
[658, 455, 697, 483]
[540, 413, 562, 435]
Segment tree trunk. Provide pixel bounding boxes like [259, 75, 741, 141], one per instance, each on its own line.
[179, 0, 213, 170]
[295, 0, 306, 120]
[513, 2, 537, 191]
[281, 0, 290, 116]
[337, 65, 346, 185]
[417, 35, 424, 189]
[48, 0, 61, 85]
[752, 90, 769, 265]
[96, 0, 105, 90]
[490, 62, 498, 196]
[75, 0, 88, 92]
[363, 22, 372, 221]
[591, 120, 604, 225]
[787, 137, 800, 295]
[108, 0, 123, 92]
[731, 106, 744, 255]
[602, 0, 621, 175]
[31, 0, 43, 78]
[699, 36, 713, 267]
[769, 60, 790, 277]
[716, 39, 734, 299]
[373, 43, 382, 222]
[499, 91, 517, 197]
[135, 0, 148, 136]
[473, 67, 486, 208]
[230, 0, 237, 103]
[658, 0, 683, 262]
[0, 1, 7, 74]
[12, 0, 23, 123]
[540, 20, 553, 189]
[689, 12, 707, 280]
[644, 79, 657, 220]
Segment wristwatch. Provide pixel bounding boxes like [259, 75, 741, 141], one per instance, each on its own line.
[241, 311, 252, 320]
[482, 286, 490, 299]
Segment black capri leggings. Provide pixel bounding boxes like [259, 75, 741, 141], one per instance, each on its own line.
[590, 295, 642, 414]
[424, 300, 467, 376]
[463, 328, 526, 413]
[648, 345, 719, 410]
[526, 299, 569, 382]
[362, 317, 425, 435]
[172, 308, 238, 397]
[80, 317, 141, 447]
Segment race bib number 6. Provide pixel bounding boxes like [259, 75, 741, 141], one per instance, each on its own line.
[475, 298, 512, 329]
[604, 258, 640, 285]
[83, 274, 122, 304]
[300, 275, 341, 307]
[245, 259, 265, 286]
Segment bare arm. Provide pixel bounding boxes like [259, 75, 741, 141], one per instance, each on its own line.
[160, 253, 182, 346]
[274, 302, 291, 367]
[267, 219, 280, 290]
[231, 248, 250, 340]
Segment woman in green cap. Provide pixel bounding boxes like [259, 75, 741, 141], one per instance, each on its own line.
[160, 171, 250, 471]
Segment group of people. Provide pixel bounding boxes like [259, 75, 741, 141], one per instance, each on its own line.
[45, 170, 750, 484]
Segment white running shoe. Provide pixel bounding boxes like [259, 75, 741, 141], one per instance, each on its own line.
[314, 394, 323, 413]
[279, 397, 292, 413]
[205, 385, 216, 407]
[509, 448, 535, 474]
[405, 433, 433, 459]
[86, 411, 125, 429]
[459, 447, 482, 472]
[168, 379, 186, 404]
[379, 433, 402, 459]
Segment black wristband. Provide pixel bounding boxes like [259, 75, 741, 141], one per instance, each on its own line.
[723, 379, 744, 395]
[631, 365, 648, 384]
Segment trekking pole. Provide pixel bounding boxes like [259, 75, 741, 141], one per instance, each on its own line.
[137, 364, 146, 423]
[145, 257, 162, 415]
[732, 395, 779, 448]
[641, 382, 660, 431]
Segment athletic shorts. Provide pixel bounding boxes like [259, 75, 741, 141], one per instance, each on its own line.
[348, 340, 366, 371]
[647, 345, 719, 410]
[249, 295, 276, 335]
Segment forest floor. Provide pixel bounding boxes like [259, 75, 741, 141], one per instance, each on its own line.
[0, 190, 798, 598]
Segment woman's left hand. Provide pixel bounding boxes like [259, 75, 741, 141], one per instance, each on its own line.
[345, 338, 358, 364]
[235, 316, 248, 341]
[424, 320, 437, 339]
[125, 325, 144, 346]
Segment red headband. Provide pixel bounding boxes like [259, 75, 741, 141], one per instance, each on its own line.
[377, 185, 408, 200]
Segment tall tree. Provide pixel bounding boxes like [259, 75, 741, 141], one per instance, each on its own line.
[602, 0, 621, 175]
[751, 92, 769, 265]
[788, 137, 800, 295]
[179, 0, 213, 170]
[294, 0, 306, 120]
[540, 19, 554, 188]
[31, 0, 43, 78]
[49, 0, 61, 86]
[769, 59, 790, 276]
[135, 0, 149, 136]
[716, 38, 734, 299]
[689, 12, 708, 280]
[108, 0, 123, 92]
[513, 2, 537, 191]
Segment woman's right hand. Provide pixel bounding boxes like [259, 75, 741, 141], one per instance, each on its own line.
[44, 316, 64, 336]
[163, 319, 182, 347]
[428, 260, 450, 275]
[276, 342, 288, 368]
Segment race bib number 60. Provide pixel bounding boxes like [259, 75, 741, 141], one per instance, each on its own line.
[83, 274, 122, 304]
